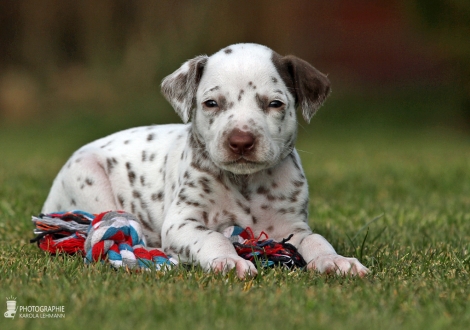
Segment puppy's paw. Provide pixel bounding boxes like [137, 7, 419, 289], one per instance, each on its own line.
[308, 254, 369, 277]
[210, 256, 258, 279]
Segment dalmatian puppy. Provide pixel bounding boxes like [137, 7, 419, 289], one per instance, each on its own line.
[42, 43, 369, 278]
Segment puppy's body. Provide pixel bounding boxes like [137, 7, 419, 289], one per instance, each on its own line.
[43, 44, 368, 277]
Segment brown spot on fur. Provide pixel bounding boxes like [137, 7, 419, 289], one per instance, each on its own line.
[278, 207, 296, 214]
[293, 227, 309, 234]
[222, 210, 238, 224]
[293, 180, 304, 187]
[128, 171, 136, 185]
[140, 218, 154, 231]
[131, 201, 136, 213]
[236, 200, 251, 214]
[185, 200, 200, 207]
[289, 190, 302, 202]
[187, 181, 196, 188]
[100, 141, 112, 149]
[219, 95, 231, 111]
[106, 158, 118, 173]
[257, 186, 269, 195]
[290, 154, 302, 171]
[202, 211, 209, 225]
[198, 177, 212, 194]
[238, 89, 244, 101]
[195, 225, 208, 231]
[255, 93, 269, 112]
[118, 195, 125, 207]
[212, 212, 219, 224]
[151, 191, 164, 201]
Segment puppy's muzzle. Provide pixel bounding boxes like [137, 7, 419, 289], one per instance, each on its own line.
[227, 129, 256, 157]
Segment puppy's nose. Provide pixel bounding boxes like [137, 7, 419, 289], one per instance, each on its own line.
[228, 129, 255, 155]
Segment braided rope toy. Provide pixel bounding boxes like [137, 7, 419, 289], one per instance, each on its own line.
[31, 210, 175, 270]
[31, 210, 306, 271]
[224, 226, 307, 269]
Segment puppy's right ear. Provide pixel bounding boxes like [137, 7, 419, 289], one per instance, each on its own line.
[272, 53, 331, 123]
[161, 55, 209, 123]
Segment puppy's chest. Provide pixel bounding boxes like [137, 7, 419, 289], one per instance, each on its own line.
[187, 172, 307, 233]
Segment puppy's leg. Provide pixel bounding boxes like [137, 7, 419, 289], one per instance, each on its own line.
[162, 208, 257, 279]
[297, 233, 369, 277]
[42, 153, 118, 213]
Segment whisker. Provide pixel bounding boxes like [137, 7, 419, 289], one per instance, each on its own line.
[296, 149, 315, 155]
[297, 121, 309, 133]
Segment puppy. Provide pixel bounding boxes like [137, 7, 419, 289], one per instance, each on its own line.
[42, 43, 369, 278]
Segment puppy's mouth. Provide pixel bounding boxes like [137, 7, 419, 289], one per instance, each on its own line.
[234, 157, 253, 164]
[220, 157, 269, 175]
[226, 156, 261, 165]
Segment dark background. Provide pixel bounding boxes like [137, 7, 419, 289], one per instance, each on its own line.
[0, 0, 469, 133]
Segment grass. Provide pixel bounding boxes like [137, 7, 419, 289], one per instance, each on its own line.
[0, 88, 469, 329]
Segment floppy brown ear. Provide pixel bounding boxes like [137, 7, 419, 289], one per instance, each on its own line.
[161, 55, 208, 123]
[272, 53, 331, 123]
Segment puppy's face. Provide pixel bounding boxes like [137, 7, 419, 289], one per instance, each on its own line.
[161, 43, 331, 175]
[193, 45, 298, 175]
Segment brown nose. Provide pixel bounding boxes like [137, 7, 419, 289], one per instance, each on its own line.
[228, 129, 255, 155]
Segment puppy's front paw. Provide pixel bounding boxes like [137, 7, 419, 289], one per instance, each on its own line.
[308, 254, 369, 277]
[210, 256, 258, 279]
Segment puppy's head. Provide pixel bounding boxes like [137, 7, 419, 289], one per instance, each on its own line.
[162, 43, 331, 175]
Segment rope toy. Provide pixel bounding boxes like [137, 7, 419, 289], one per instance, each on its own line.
[223, 226, 306, 269]
[31, 210, 175, 270]
[31, 210, 306, 271]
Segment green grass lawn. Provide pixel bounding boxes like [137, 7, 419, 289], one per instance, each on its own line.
[0, 89, 469, 329]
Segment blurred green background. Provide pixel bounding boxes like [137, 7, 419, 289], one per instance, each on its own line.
[0, 4, 469, 328]
[0, 0, 469, 131]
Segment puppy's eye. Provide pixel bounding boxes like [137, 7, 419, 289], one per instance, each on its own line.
[269, 100, 284, 108]
[204, 100, 218, 108]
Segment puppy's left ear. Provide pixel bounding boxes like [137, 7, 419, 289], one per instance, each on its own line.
[161, 55, 209, 123]
[272, 54, 331, 123]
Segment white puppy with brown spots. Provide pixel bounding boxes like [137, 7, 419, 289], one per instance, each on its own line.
[43, 43, 369, 278]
